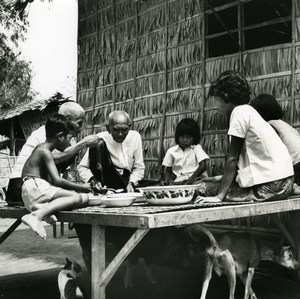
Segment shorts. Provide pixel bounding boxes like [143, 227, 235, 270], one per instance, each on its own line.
[21, 177, 61, 211]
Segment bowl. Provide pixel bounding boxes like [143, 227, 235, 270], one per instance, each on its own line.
[88, 194, 104, 206]
[106, 192, 145, 202]
[101, 194, 137, 207]
[137, 185, 196, 206]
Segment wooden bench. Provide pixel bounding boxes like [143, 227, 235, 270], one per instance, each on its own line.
[1, 197, 300, 299]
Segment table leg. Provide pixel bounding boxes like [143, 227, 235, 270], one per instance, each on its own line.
[92, 225, 105, 299]
[91, 225, 149, 298]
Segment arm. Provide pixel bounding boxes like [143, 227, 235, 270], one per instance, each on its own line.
[216, 136, 244, 200]
[162, 167, 173, 185]
[52, 134, 100, 164]
[195, 136, 243, 203]
[77, 148, 94, 183]
[128, 134, 145, 186]
[43, 151, 91, 193]
[200, 175, 223, 182]
[186, 159, 208, 184]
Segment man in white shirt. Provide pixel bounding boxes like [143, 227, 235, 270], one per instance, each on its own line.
[77, 110, 145, 192]
[75, 111, 145, 290]
[6, 101, 99, 206]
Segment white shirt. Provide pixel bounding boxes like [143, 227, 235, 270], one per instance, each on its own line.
[10, 126, 46, 179]
[228, 105, 293, 188]
[162, 144, 209, 182]
[268, 119, 300, 165]
[77, 130, 145, 185]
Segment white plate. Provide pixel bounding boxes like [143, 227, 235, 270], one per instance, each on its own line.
[88, 194, 104, 206]
[106, 192, 145, 202]
[101, 196, 136, 207]
[146, 196, 193, 206]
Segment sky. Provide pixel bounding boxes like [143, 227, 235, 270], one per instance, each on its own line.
[20, 0, 78, 101]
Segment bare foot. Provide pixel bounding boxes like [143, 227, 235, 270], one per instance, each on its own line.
[292, 183, 300, 195]
[44, 214, 57, 225]
[21, 214, 47, 239]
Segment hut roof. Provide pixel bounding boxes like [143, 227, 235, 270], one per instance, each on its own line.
[0, 95, 68, 121]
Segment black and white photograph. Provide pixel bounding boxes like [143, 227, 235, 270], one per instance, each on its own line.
[0, 0, 300, 298]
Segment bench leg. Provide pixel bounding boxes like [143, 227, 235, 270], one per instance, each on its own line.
[60, 222, 64, 236]
[0, 219, 22, 245]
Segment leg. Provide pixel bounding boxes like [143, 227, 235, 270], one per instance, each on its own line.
[244, 268, 255, 299]
[239, 271, 257, 299]
[22, 190, 88, 239]
[124, 260, 135, 288]
[200, 253, 214, 299]
[218, 250, 236, 299]
[139, 258, 157, 285]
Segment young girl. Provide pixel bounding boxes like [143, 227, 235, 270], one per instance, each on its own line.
[197, 70, 294, 203]
[162, 118, 210, 185]
[251, 94, 300, 185]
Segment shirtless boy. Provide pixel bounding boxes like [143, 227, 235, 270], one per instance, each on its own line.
[21, 113, 92, 239]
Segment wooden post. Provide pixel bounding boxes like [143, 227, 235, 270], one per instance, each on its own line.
[9, 118, 15, 156]
[91, 225, 106, 299]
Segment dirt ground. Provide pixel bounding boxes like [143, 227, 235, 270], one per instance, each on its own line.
[1, 218, 300, 299]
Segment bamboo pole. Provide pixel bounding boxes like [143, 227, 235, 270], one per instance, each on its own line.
[131, 2, 138, 129]
[291, 0, 296, 125]
[91, 10, 99, 133]
[158, 0, 168, 167]
[112, 0, 117, 110]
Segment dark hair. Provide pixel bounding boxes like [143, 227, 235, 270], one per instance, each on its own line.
[175, 118, 200, 145]
[45, 113, 74, 139]
[209, 70, 251, 105]
[250, 94, 283, 121]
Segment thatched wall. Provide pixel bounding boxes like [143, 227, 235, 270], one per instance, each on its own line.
[77, 0, 300, 180]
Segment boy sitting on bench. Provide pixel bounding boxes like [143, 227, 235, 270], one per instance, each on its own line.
[21, 114, 92, 239]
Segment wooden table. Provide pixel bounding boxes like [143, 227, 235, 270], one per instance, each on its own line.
[1, 197, 300, 298]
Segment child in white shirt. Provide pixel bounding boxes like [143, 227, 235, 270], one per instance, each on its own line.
[162, 118, 209, 185]
[196, 71, 294, 203]
[251, 94, 300, 186]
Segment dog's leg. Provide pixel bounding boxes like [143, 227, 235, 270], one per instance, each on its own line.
[244, 267, 256, 299]
[239, 273, 257, 299]
[200, 253, 214, 299]
[124, 260, 135, 288]
[218, 250, 236, 299]
[139, 258, 157, 284]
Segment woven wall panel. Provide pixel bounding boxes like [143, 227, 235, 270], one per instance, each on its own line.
[243, 47, 292, 77]
[168, 0, 203, 24]
[77, 0, 298, 179]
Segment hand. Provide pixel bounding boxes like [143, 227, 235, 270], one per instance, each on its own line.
[81, 135, 101, 147]
[194, 196, 222, 204]
[126, 182, 135, 193]
[81, 183, 92, 193]
[89, 177, 102, 192]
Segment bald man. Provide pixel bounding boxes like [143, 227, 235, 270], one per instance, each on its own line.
[76, 111, 145, 289]
[77, 110, 145, 192]
[6, 101, 99, 206]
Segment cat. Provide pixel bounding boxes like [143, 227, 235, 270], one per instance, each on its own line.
[58, 258, 84, 299]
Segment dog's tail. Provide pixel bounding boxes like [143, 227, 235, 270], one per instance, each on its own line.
[185, 224, 218, 249]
